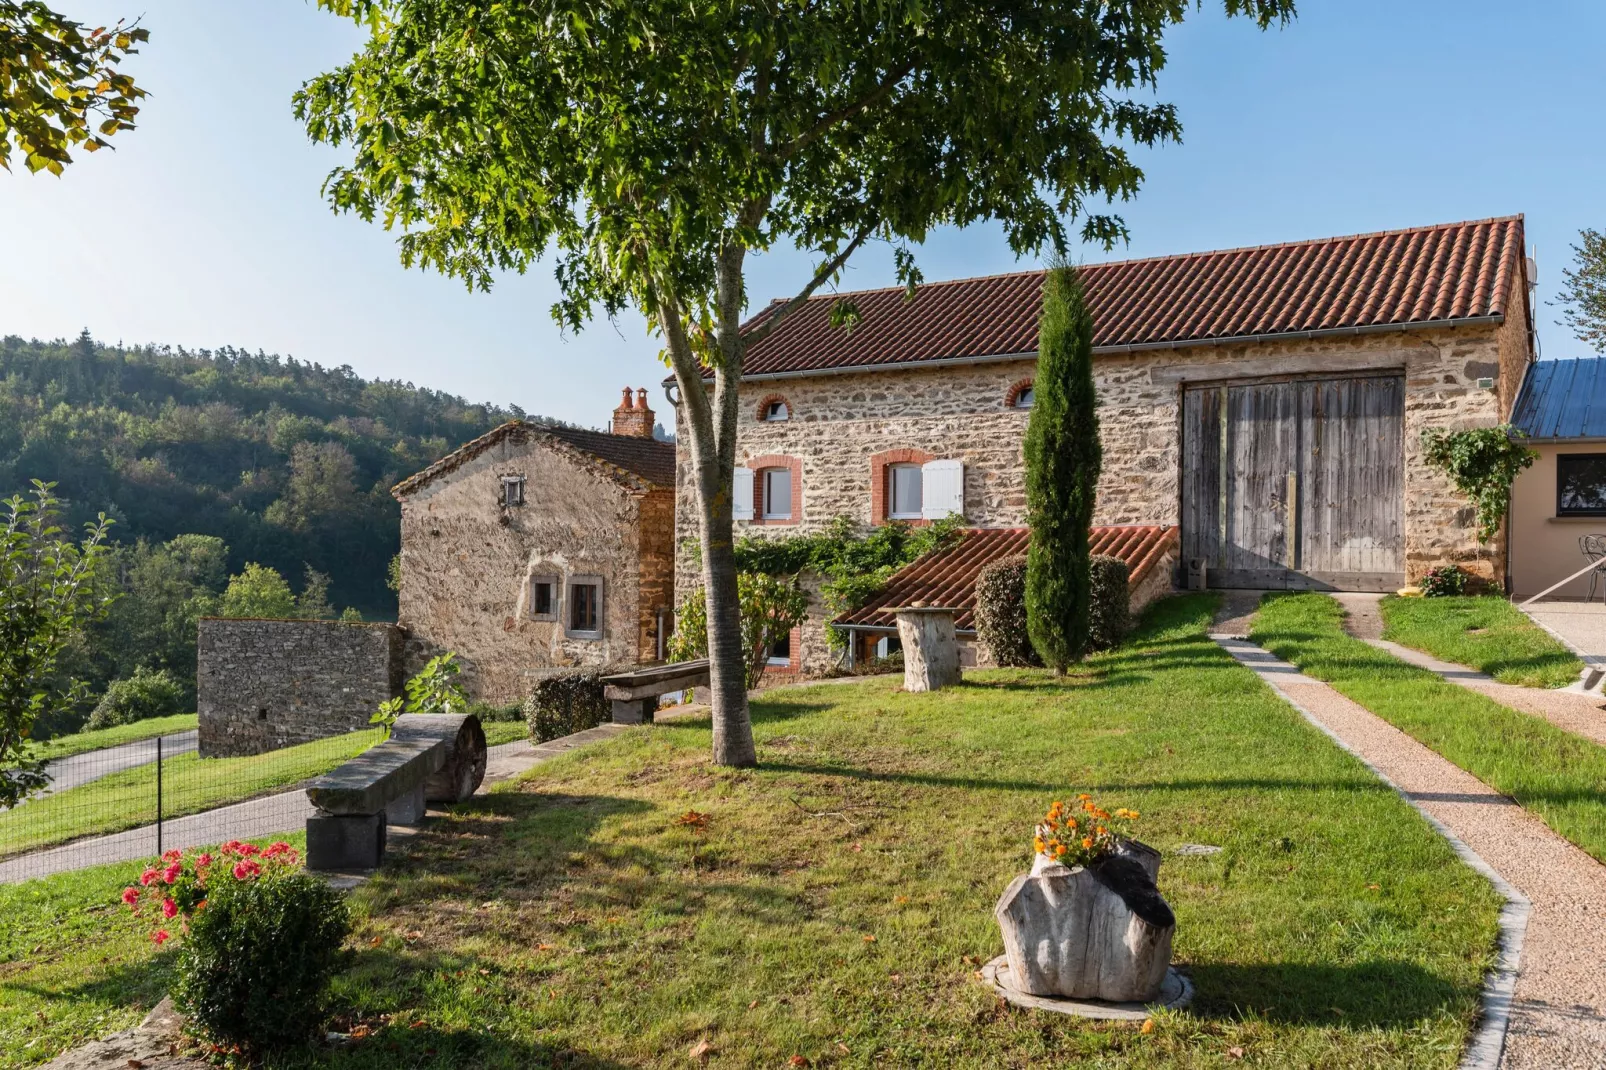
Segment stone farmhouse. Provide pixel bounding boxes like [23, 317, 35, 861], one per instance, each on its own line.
[673, 215, 1536, 672]
[392, 390, 677, 702]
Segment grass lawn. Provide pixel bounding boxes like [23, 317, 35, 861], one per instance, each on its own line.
[1255, 592, 1606, 865]
[0, 731, 379, 859]
[481, 720, 528, 747]
[32, 715, 200, 761]
[0, 834, 307, 1070]
[249, 595, 1501, 1069]
[1379, 595, 1582, 688]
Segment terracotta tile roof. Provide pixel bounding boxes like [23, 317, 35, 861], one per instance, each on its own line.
[836, 525, 1178, 632]
[392, 420, 676, 499]
[733, 216, 1525, 378]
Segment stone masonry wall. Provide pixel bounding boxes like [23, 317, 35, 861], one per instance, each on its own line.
[675, 310, 1524, 670]
[398, 433, 661, 703]
[196, 618, 402, 757]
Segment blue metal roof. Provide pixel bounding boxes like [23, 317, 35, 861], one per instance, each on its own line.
[1511, 358, 1606, 441]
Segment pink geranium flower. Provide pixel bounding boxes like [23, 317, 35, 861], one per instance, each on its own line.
[161, 897, 178, 919]
[121, 887, 140, 907]
[139, 867, 158, 887]
[152, 930, 171, 946]
[232, 860, 262, 880]
[162, 862, 183, 884]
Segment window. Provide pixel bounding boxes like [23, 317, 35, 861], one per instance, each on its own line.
[767, 629, 792, 667]
[1558, 454, 1606, 516]
[761, 467, 793, 519]
[874, 634, 902, 659]
[765, 400, 790, 421]
[1013, 386, 1035, 409]
[528, 574, 558, 620]
[567, 576, 603, 638]
[888, 464, 923, 520]
[501, 475, 526, 507]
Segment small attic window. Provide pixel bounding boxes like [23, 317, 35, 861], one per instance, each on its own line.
[501, 475, 526, 507]
[765, 400, 789, 421]
[1013, 386, 1035, 409]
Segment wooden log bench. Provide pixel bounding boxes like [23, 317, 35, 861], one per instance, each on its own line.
[303, 713, 486, 871]
[601, 659, 711, 724]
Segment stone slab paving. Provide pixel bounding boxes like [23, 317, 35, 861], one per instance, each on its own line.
[1524, 601, 1606, 668]
[1214, 633, 1606, 1070]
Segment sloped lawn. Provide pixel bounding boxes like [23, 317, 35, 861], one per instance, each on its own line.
[1380, 595, 1582, 688]
[33, 715, 199, 761]
[295, 595, 1500, 1069]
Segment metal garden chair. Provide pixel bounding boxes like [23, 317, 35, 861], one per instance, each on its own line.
[1581, 534, 1606, 603]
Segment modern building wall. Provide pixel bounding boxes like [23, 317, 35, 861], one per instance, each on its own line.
[1511, 442, 1606, 600]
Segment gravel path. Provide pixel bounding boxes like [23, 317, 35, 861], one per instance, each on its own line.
[1215, 633, 1606, 1070]
[1332, 593, 1606, 749]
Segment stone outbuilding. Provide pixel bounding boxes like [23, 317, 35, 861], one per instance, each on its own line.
[673, 216, 1538, 672]
[393, 390, 676, 702]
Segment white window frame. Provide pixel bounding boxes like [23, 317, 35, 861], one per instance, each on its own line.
[1013, 386, 1035, 409]
[888, 463, 923, 521]
[501, 474, 527, 507]
[565, 575, 604, 639]
[760, 466, 793, 520]
[527, 573, 559, 621]
[764, 400, 790, 421]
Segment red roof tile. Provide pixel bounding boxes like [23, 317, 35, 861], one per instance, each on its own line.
[735, 217, 1525, 378]
[836, 525, 1178, 632]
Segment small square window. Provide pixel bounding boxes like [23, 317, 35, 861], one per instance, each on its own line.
[566, 576, 603, 638]
[767, 629, 792, 667]
[527, 574, 558, 620]
[761, 467, 792, 520]
[888, 464, 923, 520]
[1558, 454, 1606, 516]
[501, 475, 526, 507]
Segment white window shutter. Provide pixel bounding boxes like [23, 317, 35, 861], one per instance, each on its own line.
[921, 459, 964, 519]
[732, 466, 755, 520]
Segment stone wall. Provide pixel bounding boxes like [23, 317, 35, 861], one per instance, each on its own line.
[196, 618, 402, 757]
[398, 431, 670, 703]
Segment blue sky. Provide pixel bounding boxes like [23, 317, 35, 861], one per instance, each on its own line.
[2, 1, 1601, 428]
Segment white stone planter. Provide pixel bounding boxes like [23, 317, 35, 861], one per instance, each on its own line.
[994, 840, 1175, 1003]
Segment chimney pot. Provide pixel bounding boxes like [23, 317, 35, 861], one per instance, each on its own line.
[619, 387, 634, 409]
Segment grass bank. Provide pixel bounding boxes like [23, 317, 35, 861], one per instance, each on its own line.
[1379, 596, 1582, 688]
[0, 731, 378, 858]
[33, 715, 199, 761]
[1255, 592, 1606, 864]
[286, 595, 1500, 1069]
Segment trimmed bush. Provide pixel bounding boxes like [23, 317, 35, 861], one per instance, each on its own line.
[1088, 554, 1130, 652]
[524, 669, 609, 742]
[974, 557, 1040, 667]
[171, 865, 350, 1055]
[468, 699, 525, 722]
[87, 666, 185, 730]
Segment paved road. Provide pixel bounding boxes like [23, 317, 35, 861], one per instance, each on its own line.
[32, 729, 199, 799]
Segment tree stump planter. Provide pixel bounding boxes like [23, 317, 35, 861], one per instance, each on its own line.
[894, 605, 962, 692]
[994, 840, 1176, 1003]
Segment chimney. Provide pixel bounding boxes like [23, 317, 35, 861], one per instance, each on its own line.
[612, 385, 655, 438]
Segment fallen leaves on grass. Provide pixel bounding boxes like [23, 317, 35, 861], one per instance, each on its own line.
[675, 810, 709, 830]
[1226, 1046, 1245, 1060]
[688, 1038, 713, 1062]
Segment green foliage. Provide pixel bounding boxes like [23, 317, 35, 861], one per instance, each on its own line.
[86, 665, 183, 729]
[1025, 264, 1101, 672]
[1418, 564, 1468, 598]
[670, 572, 811, 689]
[522, 670, 608, 743]
[1087, 554, 1131, 652]
[171, 867, 351, 1056]
[0, 3, 147, 174]
[1380, 595, 1582, 689]
[0, 480, 112, 806]
[973, 557, 1038, 668]
[296, 566, 336, 620]
[0, 331, 520, 619]
[371, 652, 467, 738]
[1554, 228, 1606, 349]
[219, 562, 297, 619]
[1420, 425, 1538, 543]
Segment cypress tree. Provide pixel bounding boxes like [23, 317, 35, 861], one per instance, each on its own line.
[1024, 263, 1101, 672]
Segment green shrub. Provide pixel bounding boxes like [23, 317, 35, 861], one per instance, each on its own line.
[468, 699, 525, 722]
[1419, 564, 1468, 598]
[171, 862, 350, 1055]
[974, 557, 1039, 667]
[1088, 554, 1130, 652]
[87, 667, 185, 729]
[524, 670, 609, 742]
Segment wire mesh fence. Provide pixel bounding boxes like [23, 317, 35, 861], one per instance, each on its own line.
[0, 726, 381, 884]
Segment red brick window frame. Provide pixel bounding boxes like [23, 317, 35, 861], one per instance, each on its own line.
[1005, 378, 1035, 409]
[754, 393, 793, 422]
[747, 454, 802, 526]
[764, 625, 803, 675]
[870, 448, 936, 526]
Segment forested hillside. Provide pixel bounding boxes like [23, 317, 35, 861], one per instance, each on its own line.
[0, 330, 519, 617]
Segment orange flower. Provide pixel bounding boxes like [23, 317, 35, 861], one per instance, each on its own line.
[1081, 837, 1093, 850]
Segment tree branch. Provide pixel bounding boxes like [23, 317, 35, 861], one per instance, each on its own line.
[742, 221, 877, 349]
[771, 61, 915, 163]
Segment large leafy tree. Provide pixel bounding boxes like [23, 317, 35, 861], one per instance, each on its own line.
[1555, 228, 1606, 351]
[297, 0, 1294, 766]
[0, 1, 147, 174]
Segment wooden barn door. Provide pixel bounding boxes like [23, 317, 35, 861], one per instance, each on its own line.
[1182, 373, 1404, 591]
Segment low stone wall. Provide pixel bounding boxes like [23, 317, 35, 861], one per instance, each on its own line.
[196, 618, 403, 757]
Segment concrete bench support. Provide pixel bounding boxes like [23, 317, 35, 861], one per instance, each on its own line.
[602, 659, 712, 724]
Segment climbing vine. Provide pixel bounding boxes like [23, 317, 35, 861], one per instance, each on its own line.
[1420, 424, 1538, 544]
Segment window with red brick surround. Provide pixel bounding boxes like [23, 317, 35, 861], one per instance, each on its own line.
[870, 448, 936, 526]
[1005, 378, 1035, 409]
[764, 625, 803, 675]
[754, 393, 793, 422]
[747, 454, 803, 526]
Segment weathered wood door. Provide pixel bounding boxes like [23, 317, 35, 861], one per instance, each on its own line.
[1182, 374, 1404, 591]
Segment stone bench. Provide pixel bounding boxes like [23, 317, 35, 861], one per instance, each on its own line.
[601, 659, 711, 724]
[304, 713, 486, 871]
